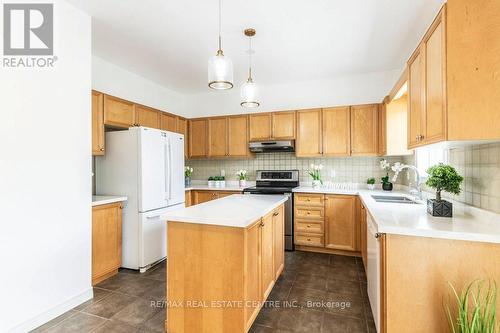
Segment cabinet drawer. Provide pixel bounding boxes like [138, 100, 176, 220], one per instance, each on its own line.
[294, 194, 324, 207]
[295, 207, 324, 220]
[295, 234, 324, 247]
[295, 220, 324, 234]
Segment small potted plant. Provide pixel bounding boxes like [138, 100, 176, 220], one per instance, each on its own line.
[367, 178, 376, 190]
[426, 163, 463, 217]
[380, 159, 393, 191]
[185, 166, 193, 187]
[236, 170, 248, 188]
[308, 164, 323, 189]
[208, 176, 215, 188]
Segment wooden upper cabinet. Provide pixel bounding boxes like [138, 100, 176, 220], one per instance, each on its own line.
[296, 109, 322, 157]
[249, 113, 272, 141]
[177, 117, 188, 158]
[103, 95, 135, 128]
[378, 101, 387, 156]
[260, 212, 275, 300]
[424, 12, 446, 144]
[322, 107, 351, 156]
[135, 105, 160, 129]
[160, 112, 178, 132]
[324, 195, 356, 251]
[92, 91, 105, 155]
[228, 115, 249, 157]
[207, 117, 228, 157]
[272, 111, 296, 139]
[189, 119, 207, 158]
[350, 104, 378, 156]
[408, 47, 425, 148]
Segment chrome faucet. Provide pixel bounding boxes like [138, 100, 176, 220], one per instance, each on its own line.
[393, 165, 423, 200]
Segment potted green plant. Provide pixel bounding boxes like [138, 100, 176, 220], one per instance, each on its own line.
[445, 280, 499, 332]
[380, 159, 393, 191]
[426, 163, 463, 217]
[308, 164, 323, 189]
[185, 166, 193, 187]
[367, 178, 376, 190]
[236, 170, 248, 187]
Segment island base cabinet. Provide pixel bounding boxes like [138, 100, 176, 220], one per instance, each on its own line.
[92, 203, 122, 286]
[167, 204, 285, 333]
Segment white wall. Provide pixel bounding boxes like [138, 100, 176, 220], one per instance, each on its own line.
[92, 56, 186, 116]
[183, 69, 402, 118]
[0, 1, 92, 332]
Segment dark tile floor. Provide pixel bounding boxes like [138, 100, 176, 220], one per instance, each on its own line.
[31, 251, 375, 333]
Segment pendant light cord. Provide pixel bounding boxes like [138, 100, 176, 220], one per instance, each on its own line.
[248, 36, 252, 80]
[218, 0, 222, 51]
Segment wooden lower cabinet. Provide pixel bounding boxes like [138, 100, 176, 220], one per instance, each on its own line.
[191, 190, 242, 205]
[360, 202, 367, 271]
[324, 195, 356, 251]
[294, 193, 360, 256]
[167, 204, 285, 333]
[92, 203, 123, 285]
[184, 190, 192, 207]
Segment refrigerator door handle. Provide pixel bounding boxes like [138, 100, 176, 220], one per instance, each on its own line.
[164, 142, 169, 201]
[168, 140, 173, 200]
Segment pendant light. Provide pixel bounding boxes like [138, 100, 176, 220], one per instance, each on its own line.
[240, 28, 260, 108]
[208, 0, 233, 90]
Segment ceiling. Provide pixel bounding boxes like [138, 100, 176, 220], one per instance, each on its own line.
[67, 0, 444, 95]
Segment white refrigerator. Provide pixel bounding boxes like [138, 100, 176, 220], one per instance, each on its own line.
[96, 127, 185, 272]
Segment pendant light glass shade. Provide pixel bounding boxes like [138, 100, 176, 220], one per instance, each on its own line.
[208, 0, 233, 90]
[240, 78, 259, 108]
[241, 28, 260, 108]
[208, 50, 233, 90]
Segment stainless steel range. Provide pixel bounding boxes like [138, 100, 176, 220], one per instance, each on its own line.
[243, 170, 299, 251]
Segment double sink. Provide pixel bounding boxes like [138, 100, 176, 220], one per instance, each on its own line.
[371, 195, 420, 204]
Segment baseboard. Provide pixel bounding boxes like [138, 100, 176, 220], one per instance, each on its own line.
[7, 288, 93, 333]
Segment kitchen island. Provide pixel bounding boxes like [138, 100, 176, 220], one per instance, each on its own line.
[162, 194, 288, 333]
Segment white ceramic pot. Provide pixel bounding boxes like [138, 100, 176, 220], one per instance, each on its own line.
[208, 180, 216, 187]
[215, 181, 221, 188]
[220, 181, 226, 188]
[239, 179, 247, 188]
[368, 184, 375, 190]
[312, 180, 321, 189]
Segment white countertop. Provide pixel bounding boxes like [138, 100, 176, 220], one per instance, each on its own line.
[185, 185, 245, 192]
[162, 194, 289, 228]
[92, 195, 127, 207]
[293, 187, 500, 244]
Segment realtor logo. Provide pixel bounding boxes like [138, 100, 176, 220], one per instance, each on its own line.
[3, 3, 53, 56]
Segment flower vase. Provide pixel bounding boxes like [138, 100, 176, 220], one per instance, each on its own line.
[239, 179, 247, 188]
[185, 177, 191, 187]
[382, 182, 393, 191]
[312, 180, 321, 189]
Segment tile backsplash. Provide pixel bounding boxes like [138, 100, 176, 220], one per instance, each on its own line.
[186, 153, 406, 184]
[403, 142, 500, 214]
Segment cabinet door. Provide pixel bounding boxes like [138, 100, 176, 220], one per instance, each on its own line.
[408, 47, 425, 148]
[160, 112, 178, 132]
[92, 91, 105, 155]
[324, 195, 356, 251]
[378, 102, 387, 156]
[424, 15, 446, 144]
[208, 117, 228, 157]
[244, 221, 261, 330]
[273, 205, 285, 280]
[228, 115, 249, 157]
[136, 105, 160, 129]
[322, 107, 351, 156]
[193, 191, 217, 204]
[272, 111, 296, 139]
[177, 118, 188, 158]
[296, 109, 322, 157]
[189, 119, 207, 158]
[92, 203, 122, 285]
[185, 191, 192, 207]
[103, 95, 135, 128]
[350, 104, 378, 156]
[249, 113, 272, 141]
[261, 212, 275, 300]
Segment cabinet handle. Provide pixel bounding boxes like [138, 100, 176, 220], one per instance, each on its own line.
[260, 221, 265, 227]
[306, 198, 311, 202]
[306, 211, 311, 215]
[100, 147, 104, 151]
[307, 238, 311, 241]
[273, 212, 279, 216]
[307, 225, 311, 228]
